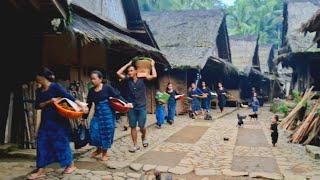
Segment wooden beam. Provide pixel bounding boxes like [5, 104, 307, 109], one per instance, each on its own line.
[29, 0, 40, 11]
[51, 0, 66, 19]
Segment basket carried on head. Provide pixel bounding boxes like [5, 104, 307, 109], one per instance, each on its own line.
[109, 97, 130, 113]
[132, 56, 153, 78]
[53, 98, 84, 119]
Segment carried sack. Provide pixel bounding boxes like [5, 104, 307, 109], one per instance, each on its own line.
[72, 121, 90, 149]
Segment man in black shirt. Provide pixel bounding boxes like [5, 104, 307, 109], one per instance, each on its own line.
[117, 60, 157, 152]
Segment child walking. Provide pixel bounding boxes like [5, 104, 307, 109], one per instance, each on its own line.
[270, 115, 279, 147]
[155, 89, 165, 128]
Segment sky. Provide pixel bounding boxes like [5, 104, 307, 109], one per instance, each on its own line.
[221, 0, 235, 6]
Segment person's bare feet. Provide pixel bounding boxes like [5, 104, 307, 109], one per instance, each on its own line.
[63, 165, 77, 174]
[90, 148, 102, 158]
[101, 150, 108, 161]
[27, 168, 46, 179]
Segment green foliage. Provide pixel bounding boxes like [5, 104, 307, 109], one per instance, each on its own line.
[271, 102, 289, 116]
[292, 90, 301, 103]
[138, 0, 224, 11]
[277, 103, 289, 116]
[227, 0, 283, 45]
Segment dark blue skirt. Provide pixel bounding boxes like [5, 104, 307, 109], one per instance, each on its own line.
[90, 101, 115, 150]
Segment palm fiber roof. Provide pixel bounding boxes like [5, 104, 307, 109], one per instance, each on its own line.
[71, 14, 169, 66]
[142, 9, 226, 68]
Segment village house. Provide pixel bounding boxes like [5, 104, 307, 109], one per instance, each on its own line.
[276, 0, 320, 92]
[259, 44, 275, 74]
[0, 0, 169, 147]
[142, 9, 237, 113]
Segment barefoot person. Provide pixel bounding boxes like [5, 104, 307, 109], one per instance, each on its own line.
[200, 81, 212, 118]
[85, 70, 132, 161]
[155, 88, 165, 128]
[117, 60, 157, 153]
[270, 115, 279, 147]
[217, 82, 227, 113]
[166, 83, 181, 124]
[188, 82, 203, 118]
[28, 68, 87, 179]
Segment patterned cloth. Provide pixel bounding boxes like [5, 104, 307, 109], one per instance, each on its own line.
[189, 88, 203, 112]
[156, 104, 165, 125]
[167, 100, 176, 121]
[90, 101, 115, 150]
[35, 83, 75, 168]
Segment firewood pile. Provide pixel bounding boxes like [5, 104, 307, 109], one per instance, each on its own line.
[280, 86, 320, 145]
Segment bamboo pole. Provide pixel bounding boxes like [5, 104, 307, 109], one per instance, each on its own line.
[280, 86, 315, 130]
[292, 101, 320, 143]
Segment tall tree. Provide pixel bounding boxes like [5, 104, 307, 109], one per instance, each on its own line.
[227, 0, 283, 45]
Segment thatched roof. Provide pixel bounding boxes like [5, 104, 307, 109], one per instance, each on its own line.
[141, 10, 226, 68]
[259, 44, 274, 73]
[301, 10, 320, 33]
[204, 56, 239, 75]
[285, 0, 320, 52]
[229, 35, 258, 72]
[71, 14, 169, 66]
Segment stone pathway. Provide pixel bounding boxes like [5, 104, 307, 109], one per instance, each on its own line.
[1, 107, 320, 180]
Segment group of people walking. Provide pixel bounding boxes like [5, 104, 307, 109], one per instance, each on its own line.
[27, 61, 249, 179]
[188, 81, 228, 118]
[28, 60, 155, 179]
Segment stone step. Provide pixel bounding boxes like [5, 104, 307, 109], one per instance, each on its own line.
[305, 145, 320, 159]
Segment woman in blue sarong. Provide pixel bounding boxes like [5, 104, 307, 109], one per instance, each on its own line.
[85, 70, 132, 161]
[27, 68, 87, 179]
[200, 81, 212, 113]
[166, 83, 181, 125]
[188, 82, 203, 118]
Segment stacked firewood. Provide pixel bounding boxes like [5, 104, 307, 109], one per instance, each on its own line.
[291, 101, 320, 145]
[280, 87, 316, 130]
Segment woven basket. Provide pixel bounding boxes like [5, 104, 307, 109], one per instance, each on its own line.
[109, 97, 130, 113]
[175, 94, 185, 100]
[134, 58, 152, 78]
[53, 98, 84, 119]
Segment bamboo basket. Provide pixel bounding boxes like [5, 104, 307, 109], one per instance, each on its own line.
[53, 98, 84, 119]
[133, 57, 152, 78]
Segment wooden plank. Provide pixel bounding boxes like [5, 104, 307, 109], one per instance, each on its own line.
[4, 93, 14, 144]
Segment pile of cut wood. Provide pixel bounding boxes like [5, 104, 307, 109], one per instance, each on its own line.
[280, 87, 320, 145]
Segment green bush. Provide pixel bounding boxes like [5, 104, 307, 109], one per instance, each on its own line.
[292, 90, 301, 104]
[277, 103, 289, 116]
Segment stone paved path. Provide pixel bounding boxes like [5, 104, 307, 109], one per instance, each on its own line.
[1, 107, 320, 180]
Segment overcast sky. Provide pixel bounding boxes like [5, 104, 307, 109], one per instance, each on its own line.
[221, 0, 235, 6]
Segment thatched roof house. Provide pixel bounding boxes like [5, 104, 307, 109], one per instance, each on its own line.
[142, 9, 231, 69]
[281, 0, 320, 54]
[259, 44, 275, 74]
[277, 0, 320, 91]
[0, 0, 170, 145]
[229, 35, 259, 72]
[301, 9, 320, 47]
[142, 9, 234, 112]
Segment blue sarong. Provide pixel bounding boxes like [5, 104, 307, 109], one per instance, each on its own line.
[90, 101, 115, 150]
[156, 104, 165, 125]
[167, 99, 176, 121]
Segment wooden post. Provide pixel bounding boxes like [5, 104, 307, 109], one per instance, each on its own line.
[4, 93, 14, 143]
